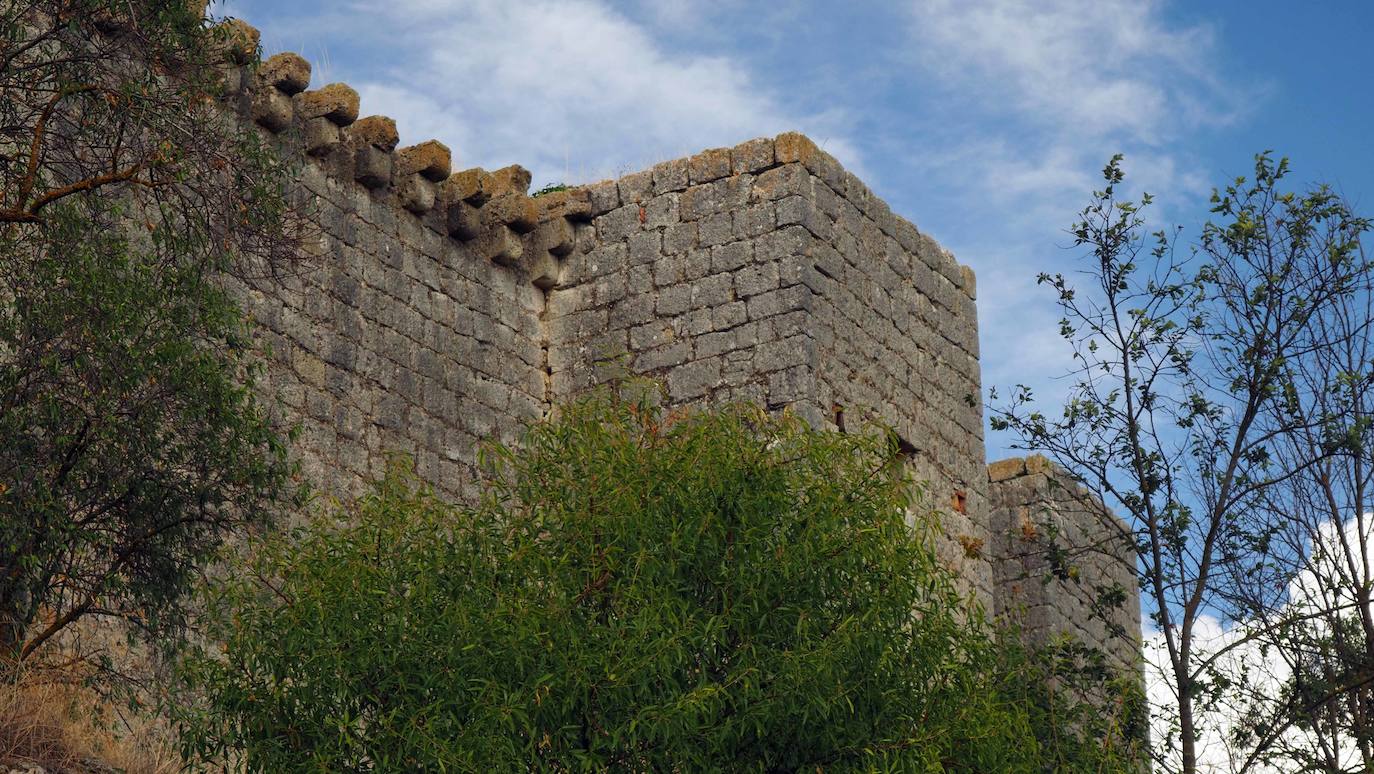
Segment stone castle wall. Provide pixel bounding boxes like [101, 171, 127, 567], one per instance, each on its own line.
[215, 21, 1137, 662]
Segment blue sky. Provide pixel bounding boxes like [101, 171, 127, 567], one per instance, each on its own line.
[220, 0, 1374, 461]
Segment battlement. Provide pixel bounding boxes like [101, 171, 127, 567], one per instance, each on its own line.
[214, 22, 592, 294]
[209, 16, 1136, 654]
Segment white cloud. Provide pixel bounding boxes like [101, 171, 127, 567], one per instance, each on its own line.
[261, 0, 857, 187]
[897, 0, 1249, 442]
[1143, 516, 1374, 773]
[909, 0, 1232, 144]
[903, 0, 1239, 220]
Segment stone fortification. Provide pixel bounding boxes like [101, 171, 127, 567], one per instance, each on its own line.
[214, 19, 1136, 660]
[988, 456, 1142, 672]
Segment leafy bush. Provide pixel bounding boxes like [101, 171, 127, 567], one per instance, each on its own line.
[177, 387, 1130, 771]
[0, 0, 300, 676]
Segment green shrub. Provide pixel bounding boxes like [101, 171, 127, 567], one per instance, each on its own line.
[177, 387, 1126, 771]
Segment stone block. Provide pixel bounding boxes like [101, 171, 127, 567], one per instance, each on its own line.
[734, 202, 775, 239]
[774, 132, 820, 166]
[596, 205, 642, 243]
[755, 225, 813, 265]
[349, 115, 399, 151]
[643, 194, 679, 229]
[486, 193, 539, 234]
[652, 158, 689, 194]
[398, 176, 436, 214]
[396, 140, 452, 181]
[446, 199, 482, 240]
[250, 87, 293, 133]
[585, 180, 621, 216]
[776, 195, 832, 240]
[619, 169, 654, 203]
[767, 365, 814, 404]
[752, 164, 810, 201]
[656, 283, 692, 316]
[448, 168, 495, 205]
[713, 301, 747, 329]
[475, 226, 523, 265]
[731, 137, 775, 174]
[354, 146, 392, 189]
[536, 189, 593, 222]
[304, 117, 341, 155]
[663, 221, 698, 255]
[260, 52, 311, 94]
[535, 217, 576, 257]
[1025, 454, 1055, 476]
[698, 212, 733, 247]
[710, 241, 753, 273]
[960, 264, 977, 300]
[747, 284, 811, 320]
[490, 165, 532, 196]
[636, 341, 692, 371]
[691, 273, 735, 308]
[735, 261, 780, 298]
[628, 231, 662, 265]
[667, 358, 722, 400]
[688, 147, 732, 184]
[988, 457, 1026, 483]
[680, 183, 721, 221]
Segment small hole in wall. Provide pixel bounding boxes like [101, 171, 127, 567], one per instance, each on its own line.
[832, 404, 846, 432]
[952, 489, 968, 515]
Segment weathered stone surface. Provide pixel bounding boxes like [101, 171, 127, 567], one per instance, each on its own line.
[688, 147, 732, 184]
[447, 168, 495, 205]
[651, 159, 689, 194]
[348, 115, 399, 151]
[446, 199, 482, 240]
[618, 169, 654, 203]
[534, 218, 576, 257]
[731, 137, 775, 174]
[298, 83, 360, 126]
[353, 145, 391, 189]
[535, 189, 593, 222]
[396, 140, 452, 181]
[260, 52, 311, 94]
[960, 264, 977, 300]
[398, 176, 436, 213]
[250, 87, 292, 132]
[489, 165, 532, 196]
[303, 117, 341, 155]
[987, 457, 1140, 675]
[486, 193, 538, 234]
[987, 457, 1025, 482]
[583, 180, 620, 216]
[774, 131, 819, 166]
[476, 225, 523, 264]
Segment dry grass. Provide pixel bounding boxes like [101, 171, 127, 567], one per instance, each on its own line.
[0, 669, 178, 774]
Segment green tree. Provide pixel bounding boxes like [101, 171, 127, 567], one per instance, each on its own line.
[176, 387, 1134, 772]
[992, 154, 1374, 773]
[0, 0, 299, 678]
